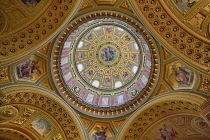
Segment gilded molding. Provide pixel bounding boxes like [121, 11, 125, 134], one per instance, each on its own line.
[0, 84, 89, 140]
[0, 0, 83, 66]
[129, 0, 210, 70]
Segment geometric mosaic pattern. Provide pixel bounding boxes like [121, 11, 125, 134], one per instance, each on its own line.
[60, 18, 152, 108]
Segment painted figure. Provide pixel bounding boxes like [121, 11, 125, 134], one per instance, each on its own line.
[113, 75, 119, 80]
[129, 45, 134, 50]
[87, 34, 93, 40]
[125, 35, 131, 41]
[171, 66, 191, 85]
[96, 75, 102, 80]
[173, 0, 198, 11]
[91, 127, 111, 140]
[106, 27, 112, 33]
[98, 31, 103, 35]
[87, 70, 94, 77]
[32, 117, 52, 136]
[104, 78, 111, 84]
[116, 31, 122, 36]
[84, 62, 89, 67]
[17, 59, 41, 80]
[101, 47, 116, 62]
[84, 44, 90, 48]
[123, 72, 128, 78]
[168, 63, 194, 88]
[80, 52, 86, 59]
[155, 124, 178, 140]
[128, 63, 134, 68]
[131, 54, 137, 60]
[22, 0, 41, 7]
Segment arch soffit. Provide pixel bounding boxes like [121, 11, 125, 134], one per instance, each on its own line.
[0, 84, 89, 140]
[0, 0, 84, 67]
[128, 0, 210, 71]
[115, 92, 207, 140]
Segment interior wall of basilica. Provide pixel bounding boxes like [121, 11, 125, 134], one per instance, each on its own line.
[0, 0, 209, 140]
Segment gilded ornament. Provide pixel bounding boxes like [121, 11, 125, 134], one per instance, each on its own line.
[0, 0, 82, 68]
[131, 0, 210, 69]
[2, 91, 82, 139]
[0, 67, 10, 83]
[189, 13, 205, 29]
[0, 105, 18, 123]
[52, 133, 63, 140]
[12, 116, 27, 125]
[79, 0, 93, 11]
[119, 1, 134, 13]
[197, 74, 210, 95]
[113, 119, 125, 129]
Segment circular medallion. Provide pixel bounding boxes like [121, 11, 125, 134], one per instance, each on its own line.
[74, 25, 142, 91]
[97, 43, 120, 66]
[52, 13, 159, 118]
[60, 18, 151, 106]
[100, 46, 117, 62]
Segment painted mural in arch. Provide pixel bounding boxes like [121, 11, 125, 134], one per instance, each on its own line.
[142, 115, 210, 140]
[31, 117, 52, 136]
[166, 62, 194, 89]
[173, 0, 199, 11]
[154, 124, 178, 140]
[191, 117, 210, 137]
[21, 0, 41, 7]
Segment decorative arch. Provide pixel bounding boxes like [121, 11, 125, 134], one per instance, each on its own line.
[0, 0, 83, 66]
[115, 92, 208, 140]
[128, 0, 210, 71]
[0, 84, 88, 140]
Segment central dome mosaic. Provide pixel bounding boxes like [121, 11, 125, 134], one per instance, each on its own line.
[60, 18, 152, 108]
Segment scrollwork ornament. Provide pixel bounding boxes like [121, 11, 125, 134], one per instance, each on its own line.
[52, 133, 63, 140]
[197, 74, 210, 95]
[0, 105, 18, 123]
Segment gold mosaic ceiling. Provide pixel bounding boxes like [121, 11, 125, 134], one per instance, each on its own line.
[0, 0, 82, 66]
[73, 25, 142, 90]
[129, 0, 210, 71]
[0, 0, 209, 139]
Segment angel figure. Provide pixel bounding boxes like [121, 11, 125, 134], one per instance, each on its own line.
[170, 65, 191, 85]
[17, 59, 41, 80]
[92, 126, 111, 140]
